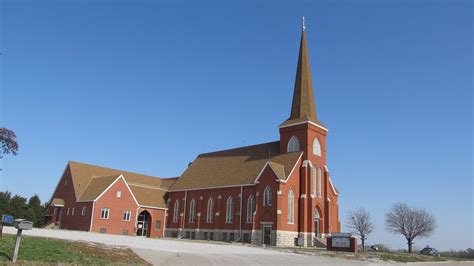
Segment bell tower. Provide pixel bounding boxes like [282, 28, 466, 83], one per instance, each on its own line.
[279, 17, 328, 165]
[280, 18, 332, 245]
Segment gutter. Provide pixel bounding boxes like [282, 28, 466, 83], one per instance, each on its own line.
[179, 190, 188, 239]
[235, 185, 243, 242]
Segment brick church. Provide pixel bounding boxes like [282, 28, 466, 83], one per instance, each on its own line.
[47, 23, 341, 247]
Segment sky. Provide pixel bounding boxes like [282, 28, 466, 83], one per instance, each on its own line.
[0, 0, 472, 251]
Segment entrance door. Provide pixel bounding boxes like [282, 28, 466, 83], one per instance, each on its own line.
[262, 225, 271, 245]
[136, 211, 151, 237]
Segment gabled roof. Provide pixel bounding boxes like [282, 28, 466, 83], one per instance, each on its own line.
[129, 185, 168, 209]
[169, 141, 302, 191]
[78, 174, 121, 201]
[67, 161, 176, 200]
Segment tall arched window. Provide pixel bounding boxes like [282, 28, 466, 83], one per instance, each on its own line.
[288, 189, 295, 224]
[173, 199, 179, 223]
[226, 196, 234, 223]
[317, 168, 322, 197]
[189, 198, 196, 223]
[206, 197, 214, 223]
[263, 186, 272, 206]
[287, 135, 301, 152]
[246, 194, 255, 223]
[313, 138, 321, 156]
[312, 167, 317, 196]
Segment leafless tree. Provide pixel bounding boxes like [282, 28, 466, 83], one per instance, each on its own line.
[347, 208, 374, 252]
[0, 128, 19, 159]
[385, 203, 436, 253]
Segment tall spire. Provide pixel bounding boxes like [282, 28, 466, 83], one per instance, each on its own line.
[281, 17, 323, 128]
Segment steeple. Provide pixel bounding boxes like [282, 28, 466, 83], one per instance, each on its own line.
[280, 17, 324, 128]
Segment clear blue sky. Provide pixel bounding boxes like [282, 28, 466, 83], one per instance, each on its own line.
[1, 0, 472, 250]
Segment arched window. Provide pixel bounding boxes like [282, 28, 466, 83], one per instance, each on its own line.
[313, 138, 321, 156]
[287, 135, 301, 152]
[226, 196, 234, 223]
[317, 168, 322, 197]
[246, 194, 255, 223]
[189, 198, 196, 223]
[288, 189, 295, 224]
[312, 167, 317, 196]
[206, 197, 214, 223]
[173, 199, 179, 223]
[263, 186, 272, 206]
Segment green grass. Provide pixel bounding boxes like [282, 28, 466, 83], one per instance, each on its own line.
[0, 234, 147, 265]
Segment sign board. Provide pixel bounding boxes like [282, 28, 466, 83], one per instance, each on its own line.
[1, 214, 14, 224]
[332, 233, 351, 238]
[332, 237, 351, 248]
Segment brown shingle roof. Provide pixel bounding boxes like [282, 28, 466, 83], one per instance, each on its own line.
[68, 161, 175, 200]
[280, 29, 325, 129]
[78, 175, 121, 201]
[129, 185, 167, 209]
[169, 141, 302, 191]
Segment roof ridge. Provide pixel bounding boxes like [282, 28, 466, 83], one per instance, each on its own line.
[68, 160, 164, 180]
[198, 141, 280, 156]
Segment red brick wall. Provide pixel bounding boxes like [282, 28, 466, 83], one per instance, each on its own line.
[279, 122, 340, 235]
[91, 177, 139, 236]
[138, 207, 166, 238]
[47, 165, 93, 231]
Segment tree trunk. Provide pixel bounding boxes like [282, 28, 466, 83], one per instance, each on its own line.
[408, 241, 413, 253]
[362, 238, 365, 252]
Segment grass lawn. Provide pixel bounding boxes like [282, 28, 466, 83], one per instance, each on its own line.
[0, 234, 148, 265]
[376, 252, 447, 262]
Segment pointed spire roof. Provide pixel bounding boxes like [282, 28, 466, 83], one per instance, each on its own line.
[280, 18, 325, 129]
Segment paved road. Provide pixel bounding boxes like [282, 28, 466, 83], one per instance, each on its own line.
[3, 227, 468, 265]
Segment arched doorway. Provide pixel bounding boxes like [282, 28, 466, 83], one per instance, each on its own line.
[136, 210, 151, 237]
[314, 208, 321, 238]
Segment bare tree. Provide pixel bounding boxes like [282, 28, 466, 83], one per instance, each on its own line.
[0, 127, 19, 159]
[385, 203, 436, 253]
[347, 208, 374, 252]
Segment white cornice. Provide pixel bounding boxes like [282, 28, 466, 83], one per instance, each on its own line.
[279, 120, 328, 131]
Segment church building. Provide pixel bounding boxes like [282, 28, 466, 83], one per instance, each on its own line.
[47, 21, 340, 247]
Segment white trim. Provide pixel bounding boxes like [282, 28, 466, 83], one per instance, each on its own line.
[253, 161, 271, 184]
[138, 205, 168, 210]
[279, 120, 328, 131]
[127, 182, 168, 191]
[277, 153, 303, 184]
[326, 197, 331, 202]
[302, 159, 313, 168]
[324, 165, 330, 173]
[300, 194, 306, 199]
[328, 177, 340, 196]
[89, 201, 95, 232]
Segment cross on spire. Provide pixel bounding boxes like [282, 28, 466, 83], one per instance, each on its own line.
[280, 17, 325, 128]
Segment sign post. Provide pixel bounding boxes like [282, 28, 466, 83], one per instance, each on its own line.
[11, 219, 33, 263]
[1, 214, 14, 239]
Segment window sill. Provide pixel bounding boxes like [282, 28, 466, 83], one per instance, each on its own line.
[287, 222, 295, 225]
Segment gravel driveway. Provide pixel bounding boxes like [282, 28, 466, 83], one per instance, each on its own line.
[2, 226, 466, 266]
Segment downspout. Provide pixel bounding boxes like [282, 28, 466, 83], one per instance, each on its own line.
[135, 206, 140, 236]
[179, 190, 188, 239]
[163, 209, 167, 238]
[235, 185, 243, 242]
[89, 201, 95, 232]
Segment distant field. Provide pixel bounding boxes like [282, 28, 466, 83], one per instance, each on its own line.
[0, 234, 148, 265]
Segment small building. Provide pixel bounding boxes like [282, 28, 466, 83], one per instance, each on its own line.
[47, 23, 341, 247]
[47, 161, 176, 237]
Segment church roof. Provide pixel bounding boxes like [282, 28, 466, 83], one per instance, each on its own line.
[280, 26, 325, 128]
[65, 161, 176, 208]
[169, 141, 302, 191]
